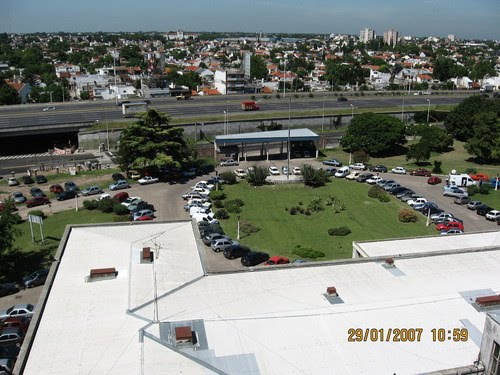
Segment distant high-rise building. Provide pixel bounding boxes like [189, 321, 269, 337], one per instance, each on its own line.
[383, 29, 399, 47]
[359, 28, 376, 43]
[446, 34, 456, 43]
[243, 52, 252, 80]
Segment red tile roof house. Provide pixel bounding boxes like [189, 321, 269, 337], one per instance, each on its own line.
[417, 74, 432, 83]
[5, 80, 32, 104]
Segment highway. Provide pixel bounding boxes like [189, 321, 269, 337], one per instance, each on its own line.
[0, 92, 469, 130]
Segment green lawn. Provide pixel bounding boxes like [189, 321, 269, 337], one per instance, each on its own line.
[320, 140, 500, 176]
[217, 180, 436, 260]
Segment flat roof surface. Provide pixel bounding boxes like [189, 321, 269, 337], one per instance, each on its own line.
[354, 231, 500, 257]
[24, 224, 500, 374]
[215, 128, 319, 144]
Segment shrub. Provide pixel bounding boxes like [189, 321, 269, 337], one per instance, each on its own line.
[240, 220, 260, 234]
[28, 210, 45, 218]
[307, 196, 323, 212]
[289, 207, 298, 215]
[308, 93, 314, 98]
[232, 198, 244, 207]
[378, 194, 391, 202]
[210, 190, 226, 201]
[328, 226, 352, 236]
[225, 201, 242, 213]
[292, 245, 325, 259]
[398, 208, 418, 223]
[432, 160, 443, 174]
[83, 200, 98, 210]
[98, 198, 114, 213]
[213, 200, 224, 208]
[301, 164, 330, 187]
[247, 165, 269, 186]
[214, 209, 229, 220]
[478, 184, 491, 195]
[368, 185, 385, 199]
[467, 185, 478, 196]
[113, 203, 130, 215]
[219, 171, 237, 185]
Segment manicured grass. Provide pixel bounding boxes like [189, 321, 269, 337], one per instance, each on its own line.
[469, 191, 500, 209]
[320, 140, 500, 176]
[217, 180, 436, 260]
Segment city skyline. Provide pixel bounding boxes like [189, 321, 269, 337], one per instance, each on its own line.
[0, 0, 499, 40]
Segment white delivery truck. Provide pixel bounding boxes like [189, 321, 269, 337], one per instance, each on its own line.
[122, 102, 149, 117]
[447, 171, 476, 187]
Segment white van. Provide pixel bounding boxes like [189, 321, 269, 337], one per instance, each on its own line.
[447, 173, 476, 187]
[335, 166, 350, 178]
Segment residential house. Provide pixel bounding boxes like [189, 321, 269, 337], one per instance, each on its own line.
[5, 80, 32, 104]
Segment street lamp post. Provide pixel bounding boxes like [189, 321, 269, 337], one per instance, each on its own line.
[321, 96, 326, 132]
[426, 99, 431, 123]
[401, 97, 405, 124]
[111, 51, 119, 105]
[48, 91, 53, 103]
[287, 96, 291, 181]
[350, 104, 354, 119]
[237, 216, 241, 240]
[105, 108, 110, 151]
[223, 111, 227, 135]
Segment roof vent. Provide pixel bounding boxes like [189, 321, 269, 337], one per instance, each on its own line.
[326, 287, 338, 297]
[475, 295, 500, 308]
[175, 326, 195, 344]
[141, 247, 154, 263]
[88, 267, 118, 282]
[385, 258, 395, 268]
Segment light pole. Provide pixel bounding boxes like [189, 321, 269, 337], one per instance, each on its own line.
[237, 216, 241, 240]
[226, 101, 230, 134]
[426, 99, 431, 123]
[111, 51, 119, 105]
[48, 91, 53, 103]
[401, 97, 405, 125]
[321, 96, 326, 132]
[282, 57, 287, 98]
[105, 108, 110, 151]
[223, 111, 227, 135]
[350, 104, 354, 119]
[287, 96, 291, 180]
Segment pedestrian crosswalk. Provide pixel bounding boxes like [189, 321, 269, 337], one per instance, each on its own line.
[0, 152, 52, 161]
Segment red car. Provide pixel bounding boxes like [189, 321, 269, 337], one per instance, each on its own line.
[410, 168, 432, 177]
[0, 316, 31, 333]
[436, 221, 464, 232]
[469, 173, 490, 182]
[264, 256, 290, 266]
[49, 184, 64, 193]
[26, 196, 50, 208]
[427, 176, 442, 185]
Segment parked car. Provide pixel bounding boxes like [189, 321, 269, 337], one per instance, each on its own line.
[138, 176, 159, 185]
[324, 167, 337, 175]
[469, 173, 490, 182]
[7, 177, 19, 186]
[410, 168, 432, 177]
[189, 206, 211, 217]
[345, 171, 361, 181]
[388, 186, 408, 195]
[264, 256, 290, 265]
[414, 201, 438, 212]
[64, 181, 79, 192]
[12, 192, 26, 204]
[109, 180, 130, 191]
[202, 233, 230, 246]
[396, 189, 415, 199]
[23, 269, 49, 288]
[443, 185, 468, 198]
[383, 182, 401, 191]
[112, 192, 129, 203]
[241, 251, 270, 267]
[334, 166, 350, 178]
[182, 192, 209, 202]
[476, 205, 493, 216]
[193, 212, 218, 225]
[356, 173, 374, 183]
[427, 176, 442, 185]
[192, 181, 215, 191]
[211, 238, 238, 253]
[369, 165, 388, 173]
[485, 210, 500, 221]
[35, 175, 47, 184]
[366, 176, 383, 184]
[440, 229, 464, 235]
[112, 173, 126, 181]
[223, 245, 251, 260]
[489, 177, 499, 188]
[56, 190, 77, 201]
[0, 284, 19, 298]
[322, 159, 342, 167]
[0, 327, 25, 347]
[206, 176, 226, 185]
[281, 166, 289, 175]
[234, 169, 247, 178]
[454, 196, 471, 205]
[349, 163, 367, 170]
[25, 196, 50, 208]
[378, 179, 395, 188]
[182, 168, 197, 178]
[292, 167, 301, 175]
[29, 187, 45, 198]
[391, 167, 407, 174]
[401, 193, 421, 203]
[22, 175, 34, 184]
[432, 213, 457, 224]
[128, 201, 155, 213]
[0, 304, 35, 321]
[0, 317, 31, 333]
[268, 166, 280, 175]
[121, 197, 141, 208]
[50, 184, 63, 193]
[219, 159, 239, 166]
[81, 186, 104, 196]
[128, 171, 142, 180]
[96, 193, 111, 201]
[408, 197, 427, 207]
[131, 209, 155, 221]
[467, 200, 482, 210]
[436, 221, 464, 232]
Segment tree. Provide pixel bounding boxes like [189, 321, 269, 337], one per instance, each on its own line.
[340, 113, 406, 155]
[432, 58, 456, 81]
[406, 141, 431, 163]
[0, 81, 21, 105]
[247, 165, 269, 186]
[410, 125, 453, 152]
[464, 112, 499, 163]
[444, 95, 497, 141]
[250, 55, 268, 80]
[301, 164, 330, 187]
[0, 203, 22, 257]
[117, 109, 195, 172]
[470, 60, 496, 80]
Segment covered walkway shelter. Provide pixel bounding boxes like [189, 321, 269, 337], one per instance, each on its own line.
[214, 128, 320, 161]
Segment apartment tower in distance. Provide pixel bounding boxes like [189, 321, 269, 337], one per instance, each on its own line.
[383, 29, 399, 47]
[359, 28, 375, 43]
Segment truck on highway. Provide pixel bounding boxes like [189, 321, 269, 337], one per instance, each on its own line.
[241, 101, 260, 111]
[479, 84, 494, 93]
[122, 102, 149, 117]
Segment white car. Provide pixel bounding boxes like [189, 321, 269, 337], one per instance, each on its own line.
[193, 212, 218, 225]
[234, 169, 247, 178]
[335, 166, 350, 178]
[366, 176, 383, 184]
[292, 167, 301, 175]
[391, 167, 407, 174]
[190, 206, 212, 217]
[349, 163, 367, 170]
[345, 171, 360, 180]
[96, 193, 111, 201]
[407, 197, 427, 207]
[186, 198, 211, 208]
[43, 106, 55, 111]
[220, 159, 238, 166]
[7, 177, 19, 186]
[192, 181, 215, 191]
[269, 166, 280, 175]
[121, 197, 141, 208]
[138, 176, 159, 185]
[485, 210, 500, 221]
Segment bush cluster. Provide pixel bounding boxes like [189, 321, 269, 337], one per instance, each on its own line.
[225, 199, 243, 214]
[113, 203, 130, 215]
[209, 191, 226, 200]
[240, 220, 260, 235]
[214, 209, 229, 220]
[219, 171, 237, 185]
[288, 206, 311, 216]
[368, 186, 390, 202]
[328, 226, 352, 236]
[307, 196, 323, 212]
[325, 195, 345, 213]
[398, 208, 418, 223]
[83, 200, 99, 210]
[98, 198, 114, 213]
[292, 245, 325, 259]
[213, 200, 224, 208]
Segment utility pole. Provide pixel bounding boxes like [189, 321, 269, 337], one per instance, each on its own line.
[287, 96, 291, 181]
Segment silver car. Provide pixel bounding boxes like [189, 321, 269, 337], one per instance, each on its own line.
[81, 186, 104, 196]
[12, 192, 26, 204]
[211, 239, 239, 253]
[0, 303, 35, 321]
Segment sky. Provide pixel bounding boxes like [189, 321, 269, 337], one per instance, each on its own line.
[0, 0, 499, 40]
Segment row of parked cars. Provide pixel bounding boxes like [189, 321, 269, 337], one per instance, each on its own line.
[448, 189, 500, 224]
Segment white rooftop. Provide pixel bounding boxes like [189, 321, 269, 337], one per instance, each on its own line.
[23, 224, 500, 374]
